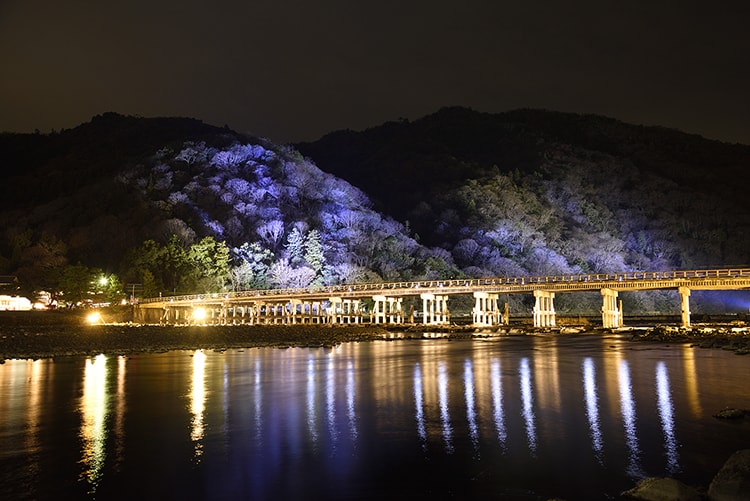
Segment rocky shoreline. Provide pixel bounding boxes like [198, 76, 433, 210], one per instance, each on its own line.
[2, 310, 750, 361]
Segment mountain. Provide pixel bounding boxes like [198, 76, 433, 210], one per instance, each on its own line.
[0, 113, 443, 298]
[297, 107, 750, 272]
[1, 108, 749, 313]
[297, 107, 750, 218]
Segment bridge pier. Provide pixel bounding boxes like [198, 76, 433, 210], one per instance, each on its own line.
[329, 297, 362, 324]
[533, 290, 556, 328]
[600, 288, 622, 328]
[679, 286, 691, 328]
[473, 292, 502, 326]
[421, 293, 449, 325]
[372, 295, 403, 324]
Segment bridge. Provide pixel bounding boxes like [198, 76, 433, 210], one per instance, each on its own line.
[134, 268, 750, 328]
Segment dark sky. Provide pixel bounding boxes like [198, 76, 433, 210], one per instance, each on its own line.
[2, 1, 748, 145]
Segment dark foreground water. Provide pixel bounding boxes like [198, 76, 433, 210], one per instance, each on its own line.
[1, 333, 749, 500]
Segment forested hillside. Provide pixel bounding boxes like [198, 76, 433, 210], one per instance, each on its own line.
[0, 113, 448, 302]
[1, 109, 749, 313]
[298, 107, 750, 275]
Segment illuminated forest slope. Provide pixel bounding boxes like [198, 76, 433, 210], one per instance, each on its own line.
[298, 106, 750, 275]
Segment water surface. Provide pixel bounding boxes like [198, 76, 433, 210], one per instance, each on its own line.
[1, 333, 748, 500]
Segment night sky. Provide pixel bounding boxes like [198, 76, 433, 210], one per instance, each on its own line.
[2, 1, 748, 145]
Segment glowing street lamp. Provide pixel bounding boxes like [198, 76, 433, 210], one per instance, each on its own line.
[192, 307, 207, 324]
[87, 311, 103, 324]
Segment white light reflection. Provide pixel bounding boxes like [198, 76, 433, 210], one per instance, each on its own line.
[464, 359, 479, 456]
[413, 363, 427, 449]
[656, 362, 680, 474]
[190, 350, 207, 462]
[80, 354, 109, 491]
[254, 358, 263, 444]
[307, 356, 318, 445]
[519, 357, 536, 454]
[114, 356, 126, 468]
[582, 358, 603, 462]
[326, 354, 338, 448]
[618, 359, 643, 478]
[346, 360, 357, 442]
[438, 361, 454, 454]
[490, 359, 507, 450]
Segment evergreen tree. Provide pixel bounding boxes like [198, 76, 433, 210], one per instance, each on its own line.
[304, 229, 325, 273]
[286, 227, 305, 265]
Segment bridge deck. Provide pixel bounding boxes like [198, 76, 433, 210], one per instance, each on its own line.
[137, 268, 750, 308]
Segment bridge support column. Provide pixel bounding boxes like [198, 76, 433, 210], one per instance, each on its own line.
[679, 286, 691, 328]
[345, 299, 361, 324]
[329, 297, 342, 324]
[421, 293, 450, 325]
[473, 292, 499, 326]
[371, 295, 401, 324]
[288, 300, 300, 324]
[533, 290, 556, 328]
[372, 295, 386, 323]
[387, 297, 402, 324]
[600, 288, 622, 328]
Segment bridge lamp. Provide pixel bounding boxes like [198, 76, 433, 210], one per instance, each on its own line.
[193, 307, 207, 323]
[87, 311, 102, 324]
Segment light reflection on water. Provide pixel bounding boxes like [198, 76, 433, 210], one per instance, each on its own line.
[413, 362, 427, 448]
[490, 358, 507, 450]
[656, 361, 680, 475]
[79, 354, 108, 490]
[189, 350, 206, 461]
[583, 357, 603, 463]
[463, 358, 479, 457]
[1, 334, 749, 500]
[519, 357, 537, 455]
[437, 360, 454, 454]
[618, 358, 644, 477]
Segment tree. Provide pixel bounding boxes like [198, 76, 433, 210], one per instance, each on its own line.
[304, 230, 324, 272]
[187, 236, 231, 292]
[257, 220, 285, 249]
[232, 242, 273, 289]
[269, 258, 315, 289]
[15, 234, 68, 298]
[58, 263, 96, 305]
[286, 227, 305, 265]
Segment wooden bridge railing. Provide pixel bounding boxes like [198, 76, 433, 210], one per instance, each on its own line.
[138, 268, 750, 305]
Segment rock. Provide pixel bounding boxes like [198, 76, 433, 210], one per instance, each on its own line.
[713, 408, 747, 419]
[622, 477, 702, 501]
[708, 449, 750, 501]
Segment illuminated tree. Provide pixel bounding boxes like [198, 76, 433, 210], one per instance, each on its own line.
[286, 227, 305, 265]
[232, 242, 274, 289]
[186, 236, 231, 292]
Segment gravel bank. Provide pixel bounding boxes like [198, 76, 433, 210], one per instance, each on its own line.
[0, 310, 398, 361]
[2, 310, 750, 361]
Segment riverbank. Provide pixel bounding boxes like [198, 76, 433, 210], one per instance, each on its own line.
[0, 311, 391, 361]
[1, 309, 749, 361]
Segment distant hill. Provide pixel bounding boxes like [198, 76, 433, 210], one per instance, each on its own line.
[297, 106, 750, 216]
[0, 112, 244, 211]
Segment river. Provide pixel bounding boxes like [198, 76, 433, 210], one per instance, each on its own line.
[1, 333, 748, 500]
